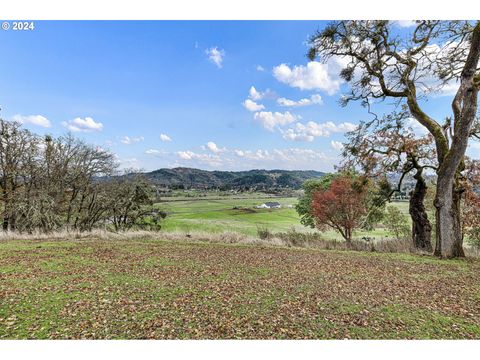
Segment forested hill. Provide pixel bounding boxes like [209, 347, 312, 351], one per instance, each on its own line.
[143, 167, 326, 190]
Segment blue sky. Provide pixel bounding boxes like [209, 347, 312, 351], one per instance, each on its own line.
[0, 21, 477, 171]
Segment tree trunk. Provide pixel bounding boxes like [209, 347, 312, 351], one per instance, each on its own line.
[434, 177, 465, 258]
[344, 228, 352, 248]
[409, 172, 432, 252]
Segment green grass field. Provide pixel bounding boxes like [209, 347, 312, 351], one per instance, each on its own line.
[1, 238, 479, 339]
[158, 196, 308, 236]
[157, 194, 411, 240]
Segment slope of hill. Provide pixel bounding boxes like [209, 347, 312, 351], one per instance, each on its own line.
[144, 167, 325, 190]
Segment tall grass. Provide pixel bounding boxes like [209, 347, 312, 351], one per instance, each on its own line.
[0, 228, 470, 257]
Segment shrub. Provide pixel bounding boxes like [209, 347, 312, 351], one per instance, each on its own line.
[384, 205, 410, 239]
[275, 229, 325, 247]
[466, 227, 480, 250]
[256, 225, 272, 240]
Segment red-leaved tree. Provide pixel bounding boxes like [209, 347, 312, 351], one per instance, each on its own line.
[311, 175, 367, 245]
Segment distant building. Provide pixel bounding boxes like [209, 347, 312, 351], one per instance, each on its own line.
[256, 201, 281, 209]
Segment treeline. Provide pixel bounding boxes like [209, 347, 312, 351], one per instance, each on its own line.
[0, 119, 164, 233]
[144, 168, 325, 191]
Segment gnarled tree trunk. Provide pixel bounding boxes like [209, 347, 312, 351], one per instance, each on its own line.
[434, 176, 465, 258]
[409, 171, 432, 252]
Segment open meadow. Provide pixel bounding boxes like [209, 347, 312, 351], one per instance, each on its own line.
[1, 237, 479, 339]
[157, 193, 411, 241]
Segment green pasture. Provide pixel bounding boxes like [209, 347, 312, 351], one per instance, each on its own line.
[157, 194, 411, 240]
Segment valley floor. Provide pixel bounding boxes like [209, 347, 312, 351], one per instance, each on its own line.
[1, 238, 479, 339]
[158, 195, 411, 240]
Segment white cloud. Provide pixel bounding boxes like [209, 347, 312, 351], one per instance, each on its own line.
[282, 121, 357, 142]
[256, 65, 265, 72]
[331, 140, 344, 150]
[177, 151, 194, 160]
[145, 149, 168, 157]
[273, 61, 344, 95]
[120, 136, 144, 145]
[405, 117, 429, 137]
[12, 114, 51, 128]
[118, 157, 140, 169]
[247, 86, 275, 101]
[176, 150, 222, 167]
[242, 99, 265, 112]
[248, 86, 264, 101]
[253, 111, 298, 131]
[277, 94, 323, 107]
[173, 146, 337, 171]
[62, 117, 103, 132]
[206, 47, 225, 68]
[411, 42, 464, 97]
[160, 133, 172, 142]
[206, 141, 226, 153]
[394, 20, 417, 28]
[235, 148, 331, 169]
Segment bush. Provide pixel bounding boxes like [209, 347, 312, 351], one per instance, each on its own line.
[466, 227, 480, 250]
[256, 225, 272, 240]
[275, 228, 325, 247]
[384, 205, 410, 239]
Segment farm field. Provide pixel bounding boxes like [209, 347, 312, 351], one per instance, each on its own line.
[1, 238, 479, 339]
[158, 196, 308, 236]
[157, 194, 411, 240]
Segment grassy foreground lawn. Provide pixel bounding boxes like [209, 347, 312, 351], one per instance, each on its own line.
[1, 238, 480, 339]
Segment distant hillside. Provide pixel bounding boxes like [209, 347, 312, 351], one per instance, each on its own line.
[143, 167, 326, 190]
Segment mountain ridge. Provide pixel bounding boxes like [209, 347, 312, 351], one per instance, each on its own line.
[142, 167, 326, 190]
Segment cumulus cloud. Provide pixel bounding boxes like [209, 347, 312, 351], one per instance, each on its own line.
[331, 140, 344, 150]
[176, 150, 222, 167]
[242, 99, 265, 112]
[62, 117, 103, 132]
[160, 133, 172, 142]
[177, 151, 192, 160]
[173, 146, 337, 171]
[120, 136, 144, 145]
[256, 65, 265, 72]
[282, 121, 357, 142]
[253, 111, 298, 131]
[248, 86, 264, 101]
[277, 94, 323, 107]
[206, 141, 226, 153]
[273, 61, 344, 95]
[12, 114, 51, 128]
[206, 47, 225, 68]
[233, 148, 330, 167]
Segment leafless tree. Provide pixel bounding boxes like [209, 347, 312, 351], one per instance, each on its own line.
[0, 118, 162, 233]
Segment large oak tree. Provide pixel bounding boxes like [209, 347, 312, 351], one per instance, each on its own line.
[308, 21, 480, 258]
